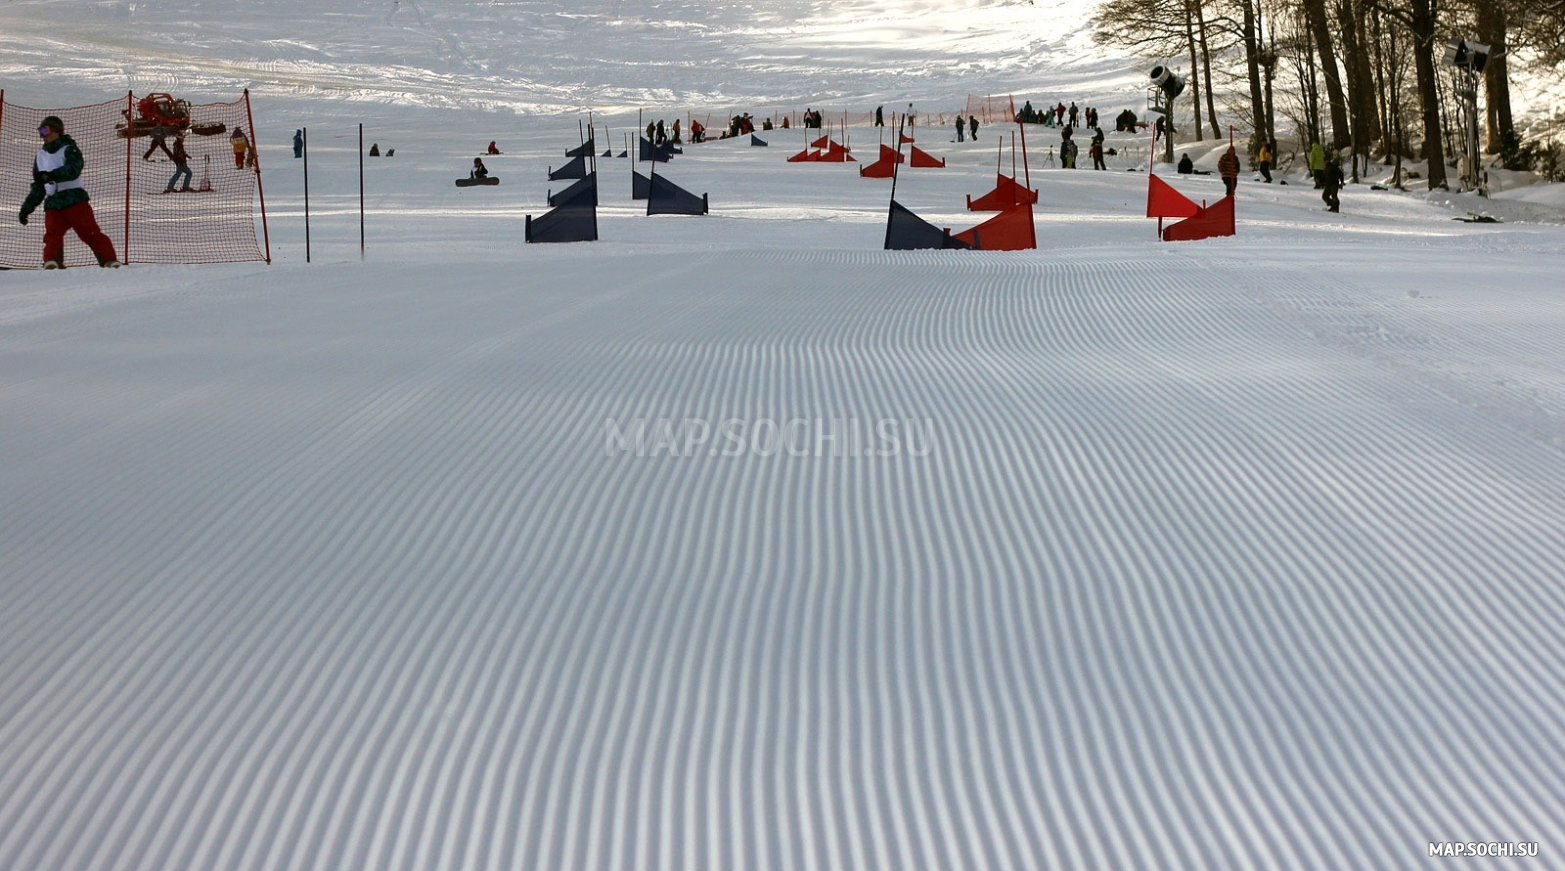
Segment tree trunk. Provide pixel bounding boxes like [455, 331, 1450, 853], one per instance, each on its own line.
[1240, 0, 1266, 144]
[1185, 0, 1204, 141]
[1300, 11, 1322, 147]
[1340, 0, 1382, 144]
[1304, 0, 1352, 149]
[1369, 5, 1392, 159]
[1265, 21, 1277, 148]
[1195, 0, 1221, 138]
[1475, 0, 1515, 160]
[1410, 0, 1447, 189]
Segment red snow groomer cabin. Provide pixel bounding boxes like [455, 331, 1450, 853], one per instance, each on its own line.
[116, 92, 227, 138]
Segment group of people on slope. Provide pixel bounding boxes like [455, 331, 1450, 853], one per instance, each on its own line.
[1173, 139, 1343, 211]
[1056, 124, 1109, 170]
[1018, 100, 1107, 131]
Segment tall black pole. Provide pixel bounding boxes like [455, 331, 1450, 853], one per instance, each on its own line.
[358, 123, 365, 260]
[303, 127, 311, 263]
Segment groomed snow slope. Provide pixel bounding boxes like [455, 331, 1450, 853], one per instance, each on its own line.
[0, 0, 1137, 113]
[4, 1, 1565, 868]
[4, 114, 1565, 870]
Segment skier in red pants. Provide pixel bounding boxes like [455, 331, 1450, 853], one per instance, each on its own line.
[18, 116, 119, 269]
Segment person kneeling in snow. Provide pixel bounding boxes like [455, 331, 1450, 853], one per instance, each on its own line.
[19, 116, 120, 268]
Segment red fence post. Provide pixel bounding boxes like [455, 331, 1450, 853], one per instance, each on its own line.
[244, 89, 271, 264]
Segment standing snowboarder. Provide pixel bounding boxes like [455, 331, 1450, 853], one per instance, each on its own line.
[1218, 145, 1239, 197]
[969, 115, 978, 141]
[1256, 140, 1273, 183]
[165, 134, 194, 193]
[293, 129, 304, 159]
[19, 116, 120, 268]
[955, 117, 964, 142]
[1322, 158, 1343, 212]
[875, 106, 883, 127]
[142, 124, 174, 161]
[230, 127, 250, 169]
[1308, 141, 1326, 188]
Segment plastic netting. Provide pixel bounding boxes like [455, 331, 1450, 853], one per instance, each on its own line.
[0, 95, 129, 269]
[0, 91, 266, 269]
[964, 94, 1017, 125]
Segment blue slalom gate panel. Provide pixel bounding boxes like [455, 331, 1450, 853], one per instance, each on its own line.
[646, 172, 708, 216]
[884, 199, 971, 250]
[527, 173, 598, 243]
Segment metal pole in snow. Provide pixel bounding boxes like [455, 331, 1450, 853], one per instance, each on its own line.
[358, 123, 365, 260]
[303, 127, 310, 263]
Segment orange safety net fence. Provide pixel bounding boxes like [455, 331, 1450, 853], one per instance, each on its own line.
[963, 94, 1016, 126]
[1, 91, 267, 269]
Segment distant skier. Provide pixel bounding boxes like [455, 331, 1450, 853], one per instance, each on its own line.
[969, 115, 978, 141]
[1256, 140, 1273, 183]
[293, 129, 304, 158]
[19, 115, 120, 268]
[1068, 102, 1078, 127]
[955, 116, 964, 142]
[875, 105, 884, 127]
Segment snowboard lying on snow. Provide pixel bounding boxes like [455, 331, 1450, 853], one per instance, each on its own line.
[455, 177, 499, 187]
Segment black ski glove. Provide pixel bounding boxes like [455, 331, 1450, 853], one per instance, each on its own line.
[18, 212, 27, 226]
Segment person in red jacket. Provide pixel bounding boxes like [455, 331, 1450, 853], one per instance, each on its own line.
[18, 116, 120, 268]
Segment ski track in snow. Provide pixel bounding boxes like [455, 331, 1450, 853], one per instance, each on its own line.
[4, 246, 1565, 871]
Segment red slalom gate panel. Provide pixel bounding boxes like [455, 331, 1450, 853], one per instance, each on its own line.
[810, 135, 830, 148]
[876, 144, 904, 163]
[1146, 173, 1200, 219]
[819, 141, 855, 162]
[787, 148, 817, 162]
[859, 159, 895, 178]
[909, 146, 945, 168]
[953, 203, 1036, 250]
[967, 173, 1038, 211]
[1162, 195, 1235, 241]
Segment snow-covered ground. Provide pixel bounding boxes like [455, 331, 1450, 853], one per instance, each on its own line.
[4, 3, 1565, 870]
